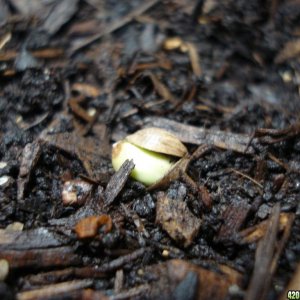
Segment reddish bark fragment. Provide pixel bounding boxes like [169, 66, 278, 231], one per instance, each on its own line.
[75, 215, 112, 239]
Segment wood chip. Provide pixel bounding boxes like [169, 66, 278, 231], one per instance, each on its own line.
[245, 204, 280, 300]
[216, 197, 251, 243]
[238, 212, 293, 244]
[17, 141, 42, 201]
[0, 247, 81, 269]
[75, 214, 112, 239]
[104, 159, 135, 206]
[0, 227, 69, 250]
[156, 191, 201, 247]
[40, 116, 111, 179]
[16, 279, 93, 300]
[143, 116, 256, 153]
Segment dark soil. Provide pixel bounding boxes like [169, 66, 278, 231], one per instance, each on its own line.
[0, 0, 299, 299]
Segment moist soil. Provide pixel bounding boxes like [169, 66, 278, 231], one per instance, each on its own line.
[0, 1, 300, 299]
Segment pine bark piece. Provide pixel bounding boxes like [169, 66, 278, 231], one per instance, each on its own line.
[104, 159, 135, 206]
[156, 191, 201, 247]
[245, 204, 281, 300]
[216, 197, 251, 243]
[17, 141, 42, 201]
[40, 118, 111, 179]
[238, 212, 293, 244]
[0, 227, 69, 250]
[0, 247, 81, 269]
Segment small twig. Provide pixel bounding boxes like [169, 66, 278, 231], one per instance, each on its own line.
[186, 42, 202, 77]
[245, 204, 281, 300]
[69, 96, 94, 123]
[250, 122, 300, 145]
[98, 247, 151, 272]
[146, 71, 178, 104]
[229, 168, 263, 189]
[24, 266, 107, 285]
[244, 131, 256, 154]
[267, 153, 290, 172]
[16, 280, 93, 300]
[270, 213, 295, 275]
[110, 284, 150, 300]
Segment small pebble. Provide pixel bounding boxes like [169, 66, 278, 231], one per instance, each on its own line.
[0, 162, 7, 169]
[87, 107, 97, 117]
[280, 70, 293, 83]
[0, 176, 10, 186]
[15, 115, 23, 124]
[137, 269, 144, 276]
[294, 179, 300, 192]
[263, 191, 273, 202]
[162, 249, 169, 257]
[257, 204, 270, 219]
[228, 284, 245, 297]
